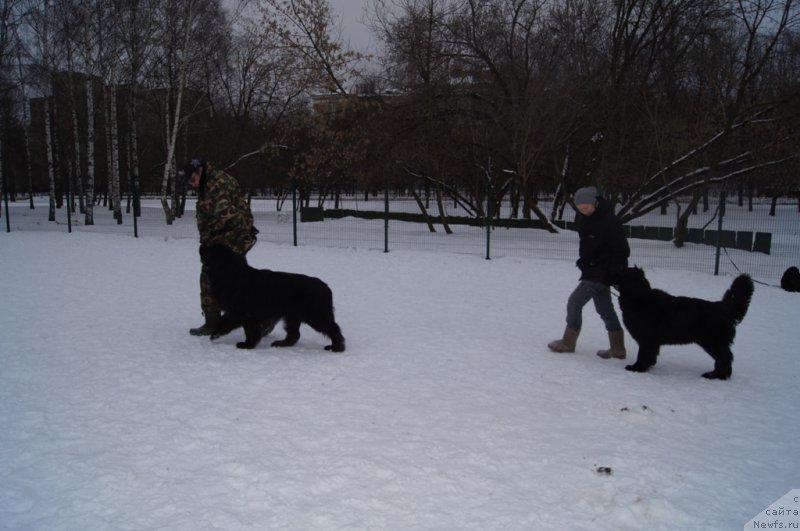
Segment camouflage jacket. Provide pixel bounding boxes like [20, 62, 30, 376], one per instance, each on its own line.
[196, 169, 255, 255]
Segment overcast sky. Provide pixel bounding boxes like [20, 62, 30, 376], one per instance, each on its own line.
[330, 0, 375, 53]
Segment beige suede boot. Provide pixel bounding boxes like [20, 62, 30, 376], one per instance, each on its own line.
[547, 327, 580, 353]
[597, 330, 626, 359]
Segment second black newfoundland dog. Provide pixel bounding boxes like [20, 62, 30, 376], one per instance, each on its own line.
[610, 267, 753, 380]
[199, 244, 345, 352]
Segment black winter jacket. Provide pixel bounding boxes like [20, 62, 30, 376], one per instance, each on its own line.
[576, 197, 630, 284]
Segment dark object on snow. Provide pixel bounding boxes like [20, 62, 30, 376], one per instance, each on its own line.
[780, 266, 800, 292]
[199, 244, 345, 352]
[609, 267, 753, 380]
[596, 467, 613, 475]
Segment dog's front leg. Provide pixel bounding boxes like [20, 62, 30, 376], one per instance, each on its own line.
[625, 344, 659, 373]
[271, 318, 301, 348]
[701, 347, 733, 380]
[210, 314, 241, 340]
[237, 319, 264, 349]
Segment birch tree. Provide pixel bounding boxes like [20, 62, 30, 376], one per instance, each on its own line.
[108, 83, 121, 222]
[52, 0, 85, 216]
[23, 0, 60, 220]
[116, 0, 159, 220]
[0, 0, 25, 210]
[15, 44, 35, 209]
[75, 0, 114, 225]
[153, 0, 227, 224]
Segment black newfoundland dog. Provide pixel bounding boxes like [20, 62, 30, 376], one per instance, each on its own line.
[199, 244, 345, 352]
[610, 267, 753, 380]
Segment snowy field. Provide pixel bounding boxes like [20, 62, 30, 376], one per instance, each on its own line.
[1, 217, 799, 529]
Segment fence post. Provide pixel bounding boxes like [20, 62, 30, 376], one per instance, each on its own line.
[132, 172, 139, 238]
[291, 178, 298, 246]
[714, 190, 726, 275]
[384, 175, 389, 253]
[485, 179, 491, 260]
[2, 173, 9, 233]
[65, 171, 72, 234]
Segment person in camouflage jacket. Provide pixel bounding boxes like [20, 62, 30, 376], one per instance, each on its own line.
[185, 158, 257, 336]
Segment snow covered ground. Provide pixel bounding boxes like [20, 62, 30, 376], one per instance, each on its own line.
[1, 221, 798, 530]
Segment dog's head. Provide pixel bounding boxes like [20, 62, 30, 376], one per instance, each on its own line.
[609, 266, 650, 293]
[199, 244, 246, 270]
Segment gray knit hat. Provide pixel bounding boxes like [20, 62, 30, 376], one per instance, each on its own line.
[573, 186, 598, 206]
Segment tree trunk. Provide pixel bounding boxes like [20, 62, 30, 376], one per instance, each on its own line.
[70, 90, 82, 215]
[129, 94, 140, 218]
[0, 139, 4, 215]
[160, 100, 181, 225]
[109, 85, 122, 224]
[45, 98, 56, 222]
[104, 86, 112, 211]
[83, 77, 95, 224]
[530, 202, 558, 233]
[511, 185, 520, 219]
[411, 187, 436, 233]
[435, 185, 452, 234]
[673, 191, 703, 248]
[52, 108, 63, 210]
[160, 4, 194, 226]
[23, 117, 34, 209]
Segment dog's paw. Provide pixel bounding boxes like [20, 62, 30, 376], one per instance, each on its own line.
[702, 370, 731, 380]
[325, 343, 345, 352]
[236, 341, 255, 349]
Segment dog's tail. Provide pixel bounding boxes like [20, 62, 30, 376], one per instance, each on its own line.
[722, 274, 754, 324]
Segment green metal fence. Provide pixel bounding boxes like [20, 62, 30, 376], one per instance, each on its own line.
[2, 185, 797, 287]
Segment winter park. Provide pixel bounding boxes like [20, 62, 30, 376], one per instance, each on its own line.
[2, 192, 799, 530]
[2, 0, 800, 529]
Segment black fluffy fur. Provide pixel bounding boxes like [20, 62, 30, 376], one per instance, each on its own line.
[199, 244, 345, 352]
[611, 267, 753, 380]
[781, 266, 800, 292]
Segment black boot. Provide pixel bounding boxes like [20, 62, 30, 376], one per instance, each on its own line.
[190, 310, 220, 336]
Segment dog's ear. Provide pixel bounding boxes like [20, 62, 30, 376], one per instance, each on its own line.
[606, 267, 622, 286]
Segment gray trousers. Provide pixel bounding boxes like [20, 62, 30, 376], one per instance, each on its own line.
[566, 280, 623, 332]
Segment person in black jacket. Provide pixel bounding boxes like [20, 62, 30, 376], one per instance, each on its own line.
[547, 186, 630, 358]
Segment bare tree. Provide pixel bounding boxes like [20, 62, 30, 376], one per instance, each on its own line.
[25, 0, 61, 221]
[211, 15, 308, 176]
[261, 0, 363, 95]
[369, 0, 466, 231]
[1, 0, 27, 212]
[151, 0, 227, 224]
[116, 0, 161, 219]
[72, 0, 116, 225]
[454, 0, 560, 230]
[615, 0, 800, 246]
